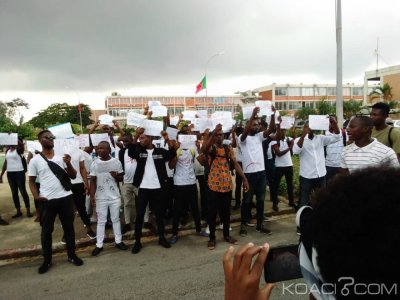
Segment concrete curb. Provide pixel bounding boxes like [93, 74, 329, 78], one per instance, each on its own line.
[0, 207, 295, 260]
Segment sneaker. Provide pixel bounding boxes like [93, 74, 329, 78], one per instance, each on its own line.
[256, 225, 272, 235]
[60, 236, 66, 244]
[272, 204, 279, 212]
[239, 224, 247, 237]
[158, 237, 171, 248]
[169, 235, 178, 244]
[296, 227, 301, 236]
[92, 247, 103, 256]
[224, 236, 239, 245]
[207, 240, 216, 250]
[246, 220, 256, 227]
[0, 217, 9, 226]
[219, 224, 232, 231]
[38, 261, 52, 274]
[12, 212, 22, 219]
[205, 225, 210, 235]
[196, 231, 209, 238]
[121, 223, 131, 234]
[115, 242, 128, 250]
[131, 241, 142, 254]
[68, 255, 83, 266]
[86, 229, 96, 240]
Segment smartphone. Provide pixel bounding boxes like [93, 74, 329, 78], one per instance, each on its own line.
[264, 244, 302, 283]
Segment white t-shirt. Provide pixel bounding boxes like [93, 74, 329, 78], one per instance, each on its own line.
[233, 137, 242, 162]
[140, 149, 161, 189]
[239, 132, 266, 173]
[28, 154, 72, 200]
[153, 139, 174, 178]
[5, 149, 24, 172]
[174, 148, 196, 186]
[90, 157, 123, 200]
[341, 139, 399, 173]
[271, 137, 293, 167]
[70, 150, 85, 184]
[325, 131, 344, 168]
[123, 150, 137, 183]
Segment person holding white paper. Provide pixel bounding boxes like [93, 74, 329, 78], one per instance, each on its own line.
[293, 117, 340, 210]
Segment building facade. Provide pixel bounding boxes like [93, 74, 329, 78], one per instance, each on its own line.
[364, 65, 400, 104]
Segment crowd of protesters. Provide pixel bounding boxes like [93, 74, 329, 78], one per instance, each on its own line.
[0, 101, 399, 276]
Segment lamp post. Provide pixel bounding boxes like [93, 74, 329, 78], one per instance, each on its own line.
[65, 86, 83, 133]
[204, 51, 225, 113]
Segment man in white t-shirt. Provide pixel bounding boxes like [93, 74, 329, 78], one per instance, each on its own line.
[271, 126, 295, 211]
[28, 130, 83, 274]
[325, 116, 346, 183]
[239, 107, 276, 237]
[341, 116, 399, 174]
[293, 117, 341, 208]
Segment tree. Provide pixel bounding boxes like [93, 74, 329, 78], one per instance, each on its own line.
[343, 100, 363, 119]
[0, 98, 33, 138]
[295, 107, 317, 121]
[369, 83, 393, 102]
[28, 103, 93, 130]
[315, 98, 335, 115]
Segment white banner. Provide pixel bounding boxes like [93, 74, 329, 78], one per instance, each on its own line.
[127, 111, 146, 127]
[98, 114, 114, 127]
[193, 118, 212, 133]
[169, 116, 179, 127]
[211, 111, 233, 132]
[182, 110, 197, 120]
[166, 127, 179, 140]
[196, 110, 208, 118]
[54, 138, 80, 156]
[48, 122, 75, 139]
[242, 106, 256, 120]
[90, 133, 110, 146]
[75, 134, 90, 148]
[0, 133, 18, 145]
[148, 100, 161, 109]
[26, 141, 42, 153]
[178, 135, 197, 149]
[309, 115, 330, 131]
[280, 116, 295, 129]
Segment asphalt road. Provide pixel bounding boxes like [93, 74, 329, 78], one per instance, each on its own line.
[0, 215, 307, 300]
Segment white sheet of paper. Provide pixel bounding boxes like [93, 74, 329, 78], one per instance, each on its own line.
[75, 134, 90, 148]
[178, 135, 197, 149]
[0, 133, 18, 145]
[182, 110, 197, 120]
[143, 119, 163, 137]
[148, 100, 161, 108]
[166, 127, 179, 140]
[127, 112, 146, 127]
[255, 100, 273, 116]
[223, 139, 232, 145]
[48, 122, 75, 139]
[242, 106, 256, 120]
[90, 133, 110, 146]
[151, 105, 168, 117]
[309, 115, 330, 131]
[54, 138, 80, 156]
[26, 141, 42, 153]
[169, 116, 179, 127]
[193, 118, 212, 133]
[212, 111, 233, 132]
[98, 114, 114, 127]
[196, 110, 208, 118]
[280, 116, 295, 129]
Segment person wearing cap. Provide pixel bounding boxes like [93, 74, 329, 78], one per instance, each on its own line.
[128, 128, 177, 254]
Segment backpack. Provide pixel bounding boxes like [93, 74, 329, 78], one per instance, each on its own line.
[203, 144, 234, 183]
[388, 127, 394, 148]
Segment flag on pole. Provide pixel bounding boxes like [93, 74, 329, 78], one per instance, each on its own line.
[195, 76, 207, 94]
[77, 103, 82, 112]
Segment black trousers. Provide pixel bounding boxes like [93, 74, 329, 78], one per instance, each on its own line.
[207, 188, 231, 241]
[196, 175, 207, 220]
[172, 184, 201, 235]
[234, 162, 243, 206]
[7, 171, 30, 210]
[135, 188, 165, 241]
[41, 195, 76, 262]
[272, 166, 294, 205]
[71, 183, 91, 227]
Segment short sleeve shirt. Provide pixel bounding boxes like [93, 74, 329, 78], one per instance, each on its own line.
[372, 126, 400, 155]
[90, 157, 124, 200]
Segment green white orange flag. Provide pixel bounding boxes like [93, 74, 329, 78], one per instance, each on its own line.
[195, 76, 207, 94]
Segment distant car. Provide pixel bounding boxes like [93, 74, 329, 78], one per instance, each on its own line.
[393, 120, 400, 128]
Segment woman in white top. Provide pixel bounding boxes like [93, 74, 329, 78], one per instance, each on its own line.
[0, 138, 32, 218]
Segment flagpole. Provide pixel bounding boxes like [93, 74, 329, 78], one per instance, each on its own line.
[335, 0, 343, 127]
[204, 51, 225, 115]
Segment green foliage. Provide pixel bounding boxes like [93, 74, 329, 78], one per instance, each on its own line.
[343, 100, 363, 119]
[295, 107, 317, 120]
[28, 103, 93, 129]
[369, 83, 393, 102]
[0, 98, 32, 138]
[388, 100, 399, 109]
[316, 99, 335, 115]
[234, 112, 244, 121]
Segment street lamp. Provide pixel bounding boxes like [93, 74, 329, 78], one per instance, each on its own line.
[65, 86, 83, 133]
[204, 51, 225, 113]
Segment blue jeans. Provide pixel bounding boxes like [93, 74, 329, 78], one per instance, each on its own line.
[241, 171, 266, 226]
[299, 176, 326, 208]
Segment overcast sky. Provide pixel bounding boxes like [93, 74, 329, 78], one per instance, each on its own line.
[0, 0, 399, 121]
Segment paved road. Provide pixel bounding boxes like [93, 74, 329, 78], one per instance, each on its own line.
[0, 215, 307, 300]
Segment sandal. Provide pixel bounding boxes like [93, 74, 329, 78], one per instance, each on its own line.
[224, 236, 238, 245]
[207, 240, 216, 250]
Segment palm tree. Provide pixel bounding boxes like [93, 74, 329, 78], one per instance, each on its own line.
[369, 83, 393, 102]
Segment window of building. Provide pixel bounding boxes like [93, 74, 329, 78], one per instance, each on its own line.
[288, 87, 301, 96]
[275, 87, 288, 96]
[343, 87, 351, 96]
[302, 87, 314, 96]
[275, 102, 287, 110]
[327, 87, 336, 96]
[315, 87, 327, 96]
[287, 101, 302, 110]
[352, 87, 363, 96]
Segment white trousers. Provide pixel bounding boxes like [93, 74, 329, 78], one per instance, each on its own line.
[96, 198, 122, 248]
